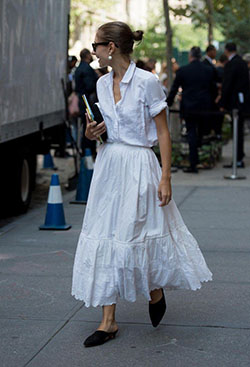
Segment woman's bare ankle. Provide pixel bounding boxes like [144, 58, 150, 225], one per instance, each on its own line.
[97, 304, 118, 332]
[149, 288, 163, 304]
[97, 320, 118, 333]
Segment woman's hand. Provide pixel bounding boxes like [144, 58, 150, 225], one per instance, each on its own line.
[85, 113, 106, 140]
[158, 178, 172, 207]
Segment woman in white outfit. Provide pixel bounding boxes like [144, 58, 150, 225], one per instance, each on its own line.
[72, 21, 212, 347]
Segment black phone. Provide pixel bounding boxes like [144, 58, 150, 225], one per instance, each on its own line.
[92, 103, 107, 142]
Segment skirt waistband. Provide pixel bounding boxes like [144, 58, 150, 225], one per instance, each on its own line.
[105, 141, 153, 150]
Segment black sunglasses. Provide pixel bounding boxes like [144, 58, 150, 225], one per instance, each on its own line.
[92, 41, 119, 52]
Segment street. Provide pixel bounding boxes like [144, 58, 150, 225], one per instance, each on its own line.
[1, 138, 250, 367]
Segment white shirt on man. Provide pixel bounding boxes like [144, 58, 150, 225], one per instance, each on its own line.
[228, 53, 237, 61]
[204, 55, 214, 65]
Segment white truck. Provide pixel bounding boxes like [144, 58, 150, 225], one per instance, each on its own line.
[0, 0, 70, 214]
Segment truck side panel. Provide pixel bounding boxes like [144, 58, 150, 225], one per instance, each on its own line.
[0, 0, 70, 143]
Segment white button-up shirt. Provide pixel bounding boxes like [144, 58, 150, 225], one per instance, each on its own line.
[96, 61, 167, 147]
[204, 55, 214, 65]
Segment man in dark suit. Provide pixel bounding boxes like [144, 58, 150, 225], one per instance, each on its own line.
[203, 44, 216, 67]
[75, 49, 98, 157]
[75, 49, 98, 101]
[220, 42, 250, 168]
[203, 45, 222, 139]
[167, 47, 213, 173]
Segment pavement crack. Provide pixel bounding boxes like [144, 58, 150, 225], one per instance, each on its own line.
[163, 323, 250, 331]
[71, 319, 250, 331]
[0, 250, 74, 261]
[177, 187, 198, 209]
[22, 303, 84, 367]
[202, 249, 250, 254]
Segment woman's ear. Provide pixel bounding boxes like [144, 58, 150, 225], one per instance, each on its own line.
[109, 41, 116, 54]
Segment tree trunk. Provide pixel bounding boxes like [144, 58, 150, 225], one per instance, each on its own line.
[163, 0, 180, 144]
[163, 0, 173, 87]
[125, 0, 130, 22]
[206, 0, 214, 44]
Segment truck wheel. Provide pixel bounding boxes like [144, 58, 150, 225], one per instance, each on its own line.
[12, 155, 33, 214]
[21, 159, 30, 205]
[0, 145, 37, 217]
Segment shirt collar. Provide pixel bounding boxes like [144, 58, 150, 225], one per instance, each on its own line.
[205, 55, 213, 64]
[121, 61, 136, 83]
[108, 61, 136, 85]
[229, 53, 236, 61]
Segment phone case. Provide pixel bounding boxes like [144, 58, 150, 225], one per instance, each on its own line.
[82, 94, 107, 142]
[92, 103, 107, 142]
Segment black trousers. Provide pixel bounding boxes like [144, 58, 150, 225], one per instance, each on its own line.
[184, 115, 205, 168]
[211, 105, 223, 136]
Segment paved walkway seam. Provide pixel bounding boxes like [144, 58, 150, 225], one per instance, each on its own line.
[176, 186, 198, 209]
[22, 303, 83, 367]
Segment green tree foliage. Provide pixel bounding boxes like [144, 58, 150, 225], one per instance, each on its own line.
[132, 24, 166, 61]
[133, 23, 217, 62]
[70, 0, 116, 46]
[214, 0, 250, 53]
[132, 1, 223, 63]
[170, 0, 250, 53]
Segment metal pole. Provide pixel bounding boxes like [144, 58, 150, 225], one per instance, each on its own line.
[224, 109, 246, 180]
[232, 109, 238, 177]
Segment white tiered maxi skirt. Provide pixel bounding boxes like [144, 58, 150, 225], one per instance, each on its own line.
[72, 142, 212, 307]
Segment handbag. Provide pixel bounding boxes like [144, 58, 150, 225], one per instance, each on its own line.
[68, 92, 80, 117]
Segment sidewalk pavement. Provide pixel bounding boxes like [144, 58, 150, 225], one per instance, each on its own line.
[0, 138, 250, 367]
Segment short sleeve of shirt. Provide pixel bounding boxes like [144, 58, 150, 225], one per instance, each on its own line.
[96, 77, 102, 99]
[145, 74, 168, 118]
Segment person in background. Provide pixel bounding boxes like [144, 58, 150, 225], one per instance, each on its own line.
[159, 73, 168, 97]
[216, 54, 228, 82]
[145, 58, 157, 73]
[243, 53, 250, 76]
[167, 47, 213, 173]
[96, 67, 109, 78]
[220, 42, 250, 168]
[202, 45, 222, 139]
[172, 58, 180, 74]
[203, 45, 216, 67]
[55, 55, 78, 157]
[75, 48, 98, 157]
[212, 54, 229, 140]
[243, 53, 250, 132]
[136, 59, 146, 70]
[75, 48, 98, 102]
[67, 55, 78, 95]
[69, 55, 78, 68]
[65, 55, 78, 146]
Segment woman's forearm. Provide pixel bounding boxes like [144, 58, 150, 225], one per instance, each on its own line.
[158, 129, 172, 180]
[154, 110, 172, 181]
